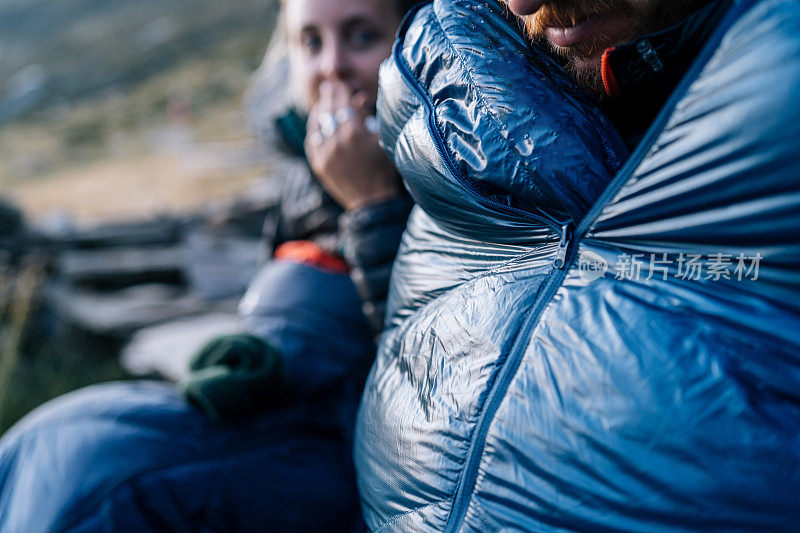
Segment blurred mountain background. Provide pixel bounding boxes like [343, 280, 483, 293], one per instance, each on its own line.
[0, 0, 285, 435]
[0, 0, 278, 221]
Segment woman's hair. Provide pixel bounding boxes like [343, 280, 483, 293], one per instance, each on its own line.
[279, 0, 419, 18]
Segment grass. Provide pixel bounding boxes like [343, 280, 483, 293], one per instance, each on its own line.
[0, 257, 134, 436]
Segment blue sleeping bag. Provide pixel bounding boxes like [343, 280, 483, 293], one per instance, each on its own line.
[0, 260, 373, 532]
[355, 0, 800, 530]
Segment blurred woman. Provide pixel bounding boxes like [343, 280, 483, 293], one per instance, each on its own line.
[0, 0, 414, 531]
[248, 0, 415, 331]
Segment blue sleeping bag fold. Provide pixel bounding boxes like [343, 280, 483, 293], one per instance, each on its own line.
[0, 260, 373, 532]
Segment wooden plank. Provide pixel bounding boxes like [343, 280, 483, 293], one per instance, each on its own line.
[121, 312, 245, 381]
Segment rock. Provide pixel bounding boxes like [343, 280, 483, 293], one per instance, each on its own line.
[121, 312, 245, 381]
[41, 216, 186, 250]
[201, 186, 280, 238]
[0, 198, 23, 237]
[183, 229, 261, 300]
[44, 282, 236, 338]
[57, 244, 185, 289]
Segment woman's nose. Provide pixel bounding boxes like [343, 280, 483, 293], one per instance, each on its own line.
[319, 42, 350, 81]
[506, 0, 546, 16]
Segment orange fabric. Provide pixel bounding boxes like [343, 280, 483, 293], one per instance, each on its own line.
[601, 47, 622, 98]
[273, 240, 350, 273]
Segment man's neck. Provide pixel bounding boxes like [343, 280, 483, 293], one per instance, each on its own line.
[598, 0, 732, 149]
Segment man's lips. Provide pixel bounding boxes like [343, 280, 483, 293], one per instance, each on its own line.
[544, 14, 607, 48]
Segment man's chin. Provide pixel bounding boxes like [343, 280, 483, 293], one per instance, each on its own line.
[571, 55, 603, 75]
[564, 55, 607, 97]
[541, 38, 610, 97]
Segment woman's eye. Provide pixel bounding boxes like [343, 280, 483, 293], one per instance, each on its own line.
[349, 28, 380, 48]
[301, 34, 322, 53]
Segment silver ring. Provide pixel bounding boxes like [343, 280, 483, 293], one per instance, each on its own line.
[308, 131, 325, 146]
[335, 107, 357, 124]
[318, 112, 338, 137]
[364, 115, 380, 134]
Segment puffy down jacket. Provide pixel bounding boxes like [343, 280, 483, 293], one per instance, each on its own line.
[354, 0, 800, 530]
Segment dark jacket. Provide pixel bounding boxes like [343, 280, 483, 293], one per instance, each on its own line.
[355, 0, 800, 530]
[270, 108, 412, 330]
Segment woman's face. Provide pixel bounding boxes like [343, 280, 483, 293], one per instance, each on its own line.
[285, 0, 401, 111]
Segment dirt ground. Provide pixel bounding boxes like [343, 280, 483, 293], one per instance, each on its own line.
[0, 56, 272, 225]
[3, 149, 266, 223]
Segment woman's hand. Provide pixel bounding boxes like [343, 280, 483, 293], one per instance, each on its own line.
[305, 81, 401, 211]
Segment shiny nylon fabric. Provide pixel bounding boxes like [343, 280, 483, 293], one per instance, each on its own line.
[356, 0, 627, 529]
[376, 0, 627, 244]
[464, 1, 800, 529]
[355, 0, 800, 530]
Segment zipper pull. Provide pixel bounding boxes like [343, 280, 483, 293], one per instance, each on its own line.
[554, 223, 572, 269]
[636, 39, 664, 73]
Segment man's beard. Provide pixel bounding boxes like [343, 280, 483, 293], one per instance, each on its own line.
[522, 0, 709, 95]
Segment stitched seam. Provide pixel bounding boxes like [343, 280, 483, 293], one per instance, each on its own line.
[432, 2, 628, 218]
[429, 7, 544, 200]
[388, 241, 549, 331]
